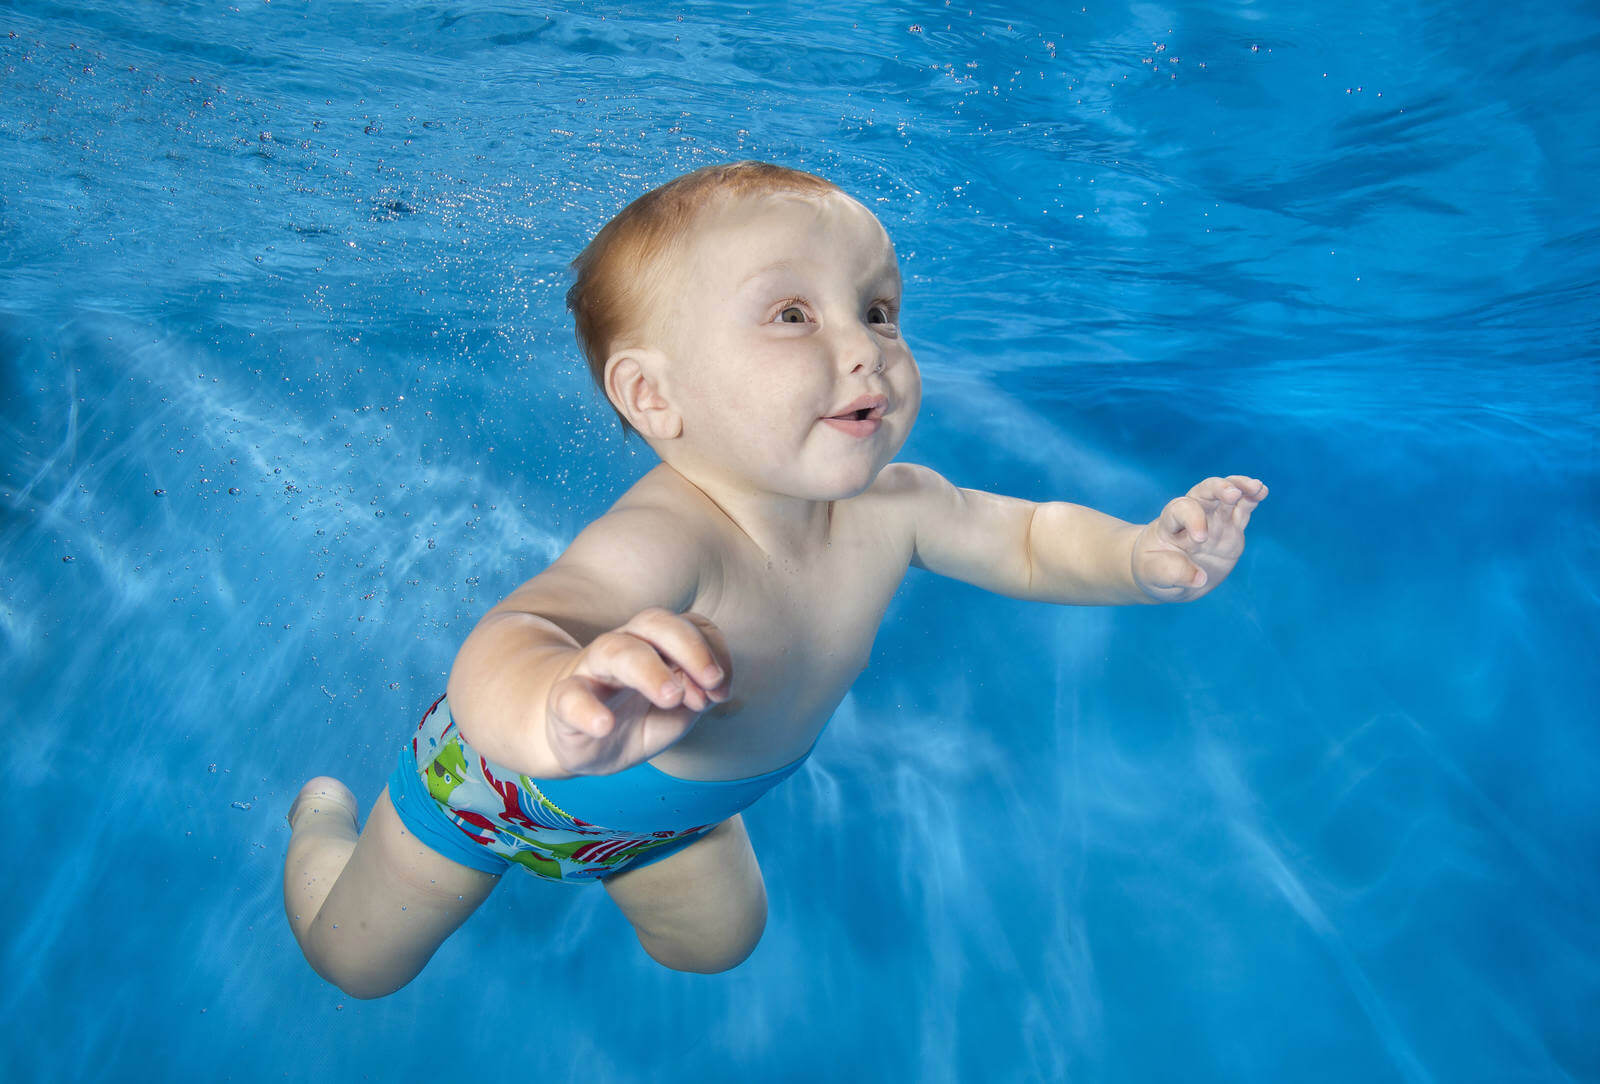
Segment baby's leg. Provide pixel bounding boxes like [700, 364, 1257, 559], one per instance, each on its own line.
[602, 813, 767, 973]
[283, 778, 499, 999]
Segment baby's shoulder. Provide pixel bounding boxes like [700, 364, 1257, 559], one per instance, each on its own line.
[531, 472, 717, 616]
[839, 460, 985, 565]
[606, 466, 727, 540]
[845, 460, 938, 526]
[862, 460, 931, 500]
[822, 460, 935, 557]
[580, 474, 717, 564]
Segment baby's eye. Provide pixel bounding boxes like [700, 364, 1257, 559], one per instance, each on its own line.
[778, 305, 808, 324]
[868, 303, 899, 326]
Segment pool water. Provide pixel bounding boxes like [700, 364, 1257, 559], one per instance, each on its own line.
[2, 2, 1596, 1081]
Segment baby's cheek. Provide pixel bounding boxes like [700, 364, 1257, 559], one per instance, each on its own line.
[896, 364, 923, 413]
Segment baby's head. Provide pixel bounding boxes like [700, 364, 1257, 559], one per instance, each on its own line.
[568, 161, 842, 437]
[566, 161, 919, 500]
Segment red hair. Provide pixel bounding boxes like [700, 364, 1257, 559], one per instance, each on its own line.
[566, 161, 842, 437]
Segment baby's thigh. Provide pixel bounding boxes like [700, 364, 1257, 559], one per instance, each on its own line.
[309, 787, 500, 997]
[601, 814, 767, 974]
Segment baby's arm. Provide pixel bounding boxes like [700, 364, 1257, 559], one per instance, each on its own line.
[446, 506, 730, 778]
[880, 463, 1266, 605]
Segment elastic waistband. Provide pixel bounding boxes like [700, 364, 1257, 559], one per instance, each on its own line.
[418, 696, 814, 834]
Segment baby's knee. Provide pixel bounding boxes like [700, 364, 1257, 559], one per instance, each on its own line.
[637, 909, 767, 974]
[642, 935, 762, 974]
[305, 953, 415, 1000]
[333, 974, 408, 1001]
[301, 926, 423, 1000]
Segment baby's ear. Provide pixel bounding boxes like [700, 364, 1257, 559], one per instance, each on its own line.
[604, 347, 681, 440]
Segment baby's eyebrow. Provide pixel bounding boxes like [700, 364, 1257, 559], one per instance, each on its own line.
[862, 264, 901, 296]
[736, 257, 900, 294]
[739, 261, 794, 288]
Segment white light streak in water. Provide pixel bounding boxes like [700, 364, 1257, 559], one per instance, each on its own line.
[1198, 734, 1437, 1084]
[1, 306, 578, 993]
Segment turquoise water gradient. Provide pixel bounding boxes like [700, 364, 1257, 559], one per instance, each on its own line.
[2, 2, 1596, 1081]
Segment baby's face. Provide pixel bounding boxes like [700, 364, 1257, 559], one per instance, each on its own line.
[646, 190, 921, 502]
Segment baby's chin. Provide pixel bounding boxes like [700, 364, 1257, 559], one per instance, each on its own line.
[813, 433, 913, 500]
[789, 459, 893, 502]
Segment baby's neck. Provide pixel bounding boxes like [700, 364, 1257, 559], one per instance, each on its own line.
[656, 464, 836, 563]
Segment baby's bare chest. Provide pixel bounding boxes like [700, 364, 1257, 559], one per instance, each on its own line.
[716, 549, 894, 700]
[648, 516, 910, 778]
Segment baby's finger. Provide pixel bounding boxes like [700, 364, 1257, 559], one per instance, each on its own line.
[582, 629, 688, 709]
[1160, 495, 1209, 545]
[1189, 476, 1237, 504]
[625, 608, 731, 698]
[678, 611, 734, 693]
[1224, 475, 1268, 504]
[1142, 548, 1206, 589]
[1222, 477, 1266, 528]
[548, 674, 616, 738]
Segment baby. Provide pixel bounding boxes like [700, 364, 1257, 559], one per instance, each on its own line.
[283, 161, 1267, 998]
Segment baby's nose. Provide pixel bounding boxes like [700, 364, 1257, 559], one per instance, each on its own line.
[837, 322, 883, 373]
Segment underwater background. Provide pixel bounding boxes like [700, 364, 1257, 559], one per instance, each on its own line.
[2, 1, 1596, 1080]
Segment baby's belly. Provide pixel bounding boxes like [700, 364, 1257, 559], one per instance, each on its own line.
[645, 678, 855, 782]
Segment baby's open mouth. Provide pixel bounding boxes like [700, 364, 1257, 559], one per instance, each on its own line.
[824, 395, 888, 422]
[821, 398, 885, 438]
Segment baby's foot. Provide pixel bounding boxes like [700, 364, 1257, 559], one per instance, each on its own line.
[287, 776, 359, 834]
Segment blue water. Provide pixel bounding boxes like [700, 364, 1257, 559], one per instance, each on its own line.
[3, 1, 1596, 1080]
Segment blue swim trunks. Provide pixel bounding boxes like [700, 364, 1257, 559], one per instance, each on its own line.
[387, 695, 817, 886]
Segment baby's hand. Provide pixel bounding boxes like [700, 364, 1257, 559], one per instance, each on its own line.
[544, 607, 733, 775]
[1132, 476, 1268, 603]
